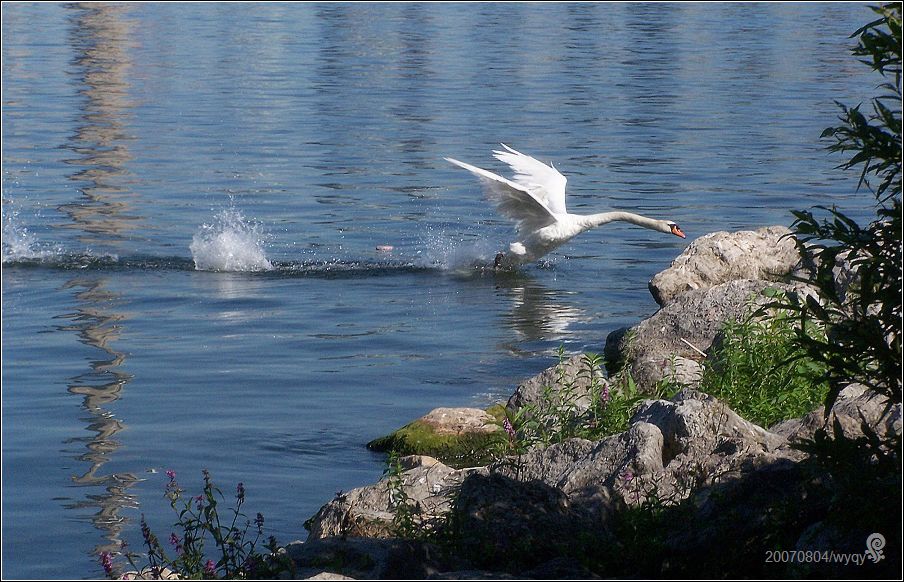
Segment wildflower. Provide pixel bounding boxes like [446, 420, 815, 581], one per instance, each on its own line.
[164, 470, 184, 506]
[204, 559, 216, 576]
[503, 418, 516, 440]
[621, 469, 634, 482]
[601, 383, 611, 404]
[169, 532, 182, 554]
[255, 512, 265, 532]
[100, 551, 114, 577]
[195, 494, 204, 511]
[140, 515, 154, 548]
[236, 482, 245, 503]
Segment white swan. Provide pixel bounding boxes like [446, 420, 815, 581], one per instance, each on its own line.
[445, 144, 686, 268]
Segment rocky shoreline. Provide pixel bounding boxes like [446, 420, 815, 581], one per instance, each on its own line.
[286, 226, 901, 580]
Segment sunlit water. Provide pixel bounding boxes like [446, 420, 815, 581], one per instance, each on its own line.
[2, 3, 879, 578]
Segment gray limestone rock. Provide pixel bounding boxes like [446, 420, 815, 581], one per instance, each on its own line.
[649, 226, 800, 306]
[770, 383, 902, 444]
[286, 536, 442, 580]
[605, 279, 817, 392]
[305, 455, 484, 540]
[507, 353, 608, 414]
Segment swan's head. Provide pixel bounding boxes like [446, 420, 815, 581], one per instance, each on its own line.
[666, 222, 686, 239]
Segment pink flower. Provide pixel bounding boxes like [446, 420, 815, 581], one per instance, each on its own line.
[100, 552, 114, 577]
[204, 559, 216, 576]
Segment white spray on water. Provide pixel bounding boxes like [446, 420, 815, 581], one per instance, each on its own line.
[413, 221, 501, 273]
[190, 205, 273, 272]
[1, 205, 61, 263]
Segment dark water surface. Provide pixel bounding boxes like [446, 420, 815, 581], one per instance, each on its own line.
[2, 3, 877, 578]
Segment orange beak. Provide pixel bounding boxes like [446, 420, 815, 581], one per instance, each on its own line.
[670, 224, 686, 239]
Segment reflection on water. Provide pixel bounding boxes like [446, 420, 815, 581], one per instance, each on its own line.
[55, 277, 139, 557]
[56, 2, 142, 563]
[490, 271, 587, 350]
[58, 2, 140, 247]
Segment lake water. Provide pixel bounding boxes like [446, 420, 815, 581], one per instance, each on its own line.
[1, 3, 879, 579]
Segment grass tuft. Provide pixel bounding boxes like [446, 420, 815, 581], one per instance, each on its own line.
[699, 311, 830, 428]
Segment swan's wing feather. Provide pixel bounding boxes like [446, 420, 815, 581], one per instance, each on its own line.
[492, 144, 568, 215]
[445, 157, 556, 235]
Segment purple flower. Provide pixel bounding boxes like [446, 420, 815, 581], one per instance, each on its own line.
[100, 552, 114, 577]
[164, 471, 183, 503]
[255, 512, 265, 531]
[621, 469, 634, 483]
[195, 494, 204, 511]
[204, 559, 216, 576]
[169, 532, 182, 554]
[236, 482, 245, 502]
[503, 418, 516, 440]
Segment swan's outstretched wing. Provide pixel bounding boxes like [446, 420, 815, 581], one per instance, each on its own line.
[445, 157, 556, 235]
[492, 144, 567, 215]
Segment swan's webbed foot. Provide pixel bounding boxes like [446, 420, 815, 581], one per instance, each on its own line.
[494, 252, 506, 270]
[493, 252, 521, 272]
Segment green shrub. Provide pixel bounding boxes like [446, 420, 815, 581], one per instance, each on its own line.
[506, 349, 673, 451]
[700, 312, 830, 428]
[781, 3, 901, 411]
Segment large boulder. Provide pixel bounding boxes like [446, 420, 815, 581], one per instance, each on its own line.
[493, 389, 793, 508]
[605, 279, 816, 392]
[507, 353, 608, 414]
[286, 536, 442, 580]
[624, 389, 795, 502]
[436, 472, 612, 575]
[304, 455, 484, 540]
[656, 457, 832, 578]
[649, 226, 800, 307]
[506, 353, 611, 438]
[490, 424, 662, 500]
[770, 383, 902, 443]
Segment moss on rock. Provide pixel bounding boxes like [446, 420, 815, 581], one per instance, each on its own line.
[367, 407, 506, 468]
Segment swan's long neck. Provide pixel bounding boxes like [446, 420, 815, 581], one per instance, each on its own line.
[579, 211, 667, 232]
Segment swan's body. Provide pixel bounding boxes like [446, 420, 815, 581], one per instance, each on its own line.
[445, 145, 685, 268]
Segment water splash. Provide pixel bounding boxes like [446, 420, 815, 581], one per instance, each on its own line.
[2, 204, 60, 263]
[190, 206, 272, 272]
[415, 224, 499, 272]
